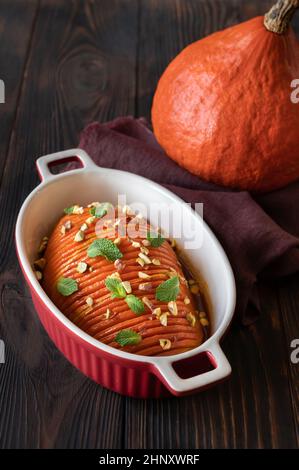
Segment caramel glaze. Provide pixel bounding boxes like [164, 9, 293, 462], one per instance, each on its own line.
[42, 207, 205, 356]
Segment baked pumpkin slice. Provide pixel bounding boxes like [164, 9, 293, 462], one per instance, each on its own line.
[40, 203, 208, 356]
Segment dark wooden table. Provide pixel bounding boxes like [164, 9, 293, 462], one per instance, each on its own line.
[0, 0, 298, 449]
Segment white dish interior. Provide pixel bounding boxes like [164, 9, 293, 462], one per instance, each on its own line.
[22, 169, 235, 334]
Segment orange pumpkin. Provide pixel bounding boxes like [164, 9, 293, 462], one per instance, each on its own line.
[152, 0, 299, 192]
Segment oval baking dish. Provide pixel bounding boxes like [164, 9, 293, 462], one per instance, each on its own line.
[15, 149, 236, 398]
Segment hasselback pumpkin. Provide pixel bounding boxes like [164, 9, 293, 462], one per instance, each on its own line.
[152, 0, 299, 192]
[38, 203, 207, 356]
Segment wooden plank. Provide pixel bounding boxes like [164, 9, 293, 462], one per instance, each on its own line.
[1, 0, 298, 450]
[0, 0, 138, 448]
[0, 0, 39, 184]
[124, 0, 299, 449]
[277, 275, 299, 446]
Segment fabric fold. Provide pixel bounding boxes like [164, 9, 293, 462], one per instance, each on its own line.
[74, 117, 299, 324]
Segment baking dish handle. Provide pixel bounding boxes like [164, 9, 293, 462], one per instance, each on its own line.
[154, 342, 231, 395]
[36, 148, 98, 182]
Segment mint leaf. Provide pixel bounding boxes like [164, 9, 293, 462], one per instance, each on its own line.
[125, 295, 145, 314]
[89, 202, 113, 218]
[146, 230, 165, 247]
[105, 277, 126, 298]
[64, 206, 75, 215]
[115, 329, 141, 347]
[87, 238, 123, 261]
[155, 276, 180, 302]
[56, 277, 78, 296]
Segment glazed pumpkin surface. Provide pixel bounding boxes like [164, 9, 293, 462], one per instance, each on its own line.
[41, 204, 206, 356]
[152, 2, 299, 192]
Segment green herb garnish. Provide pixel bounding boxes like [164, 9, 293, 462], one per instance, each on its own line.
[125, 295, 145, 314]
[89, 202, 113, 218]
[155, 276, 180, 302]
[64, 206, 75, 215]
[115, 329, 141, 347]
[56, 277, 78, 296]
[87, 238, 123, 261]
[146, 230, 165, 247]
[105, 277, 126, 299]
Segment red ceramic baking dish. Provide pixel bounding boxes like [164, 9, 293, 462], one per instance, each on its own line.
[15, 149, 236, 398]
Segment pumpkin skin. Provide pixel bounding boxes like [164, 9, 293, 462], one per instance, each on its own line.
[42, 206, 205, 356]
[152, 16, 299, 192]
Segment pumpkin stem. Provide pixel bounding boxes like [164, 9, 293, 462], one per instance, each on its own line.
[264, 0, 299, 34]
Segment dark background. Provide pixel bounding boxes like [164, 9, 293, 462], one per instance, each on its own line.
[0, 0, 298, 449]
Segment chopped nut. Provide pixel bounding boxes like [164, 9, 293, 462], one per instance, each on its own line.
[190, 284, 200, 295]
[38, 236, 48, 254]
[152, 258, 161, 266]
[64, 220, 72, 230]
[140, 246, 149, 255]
[86, 296, 94, 307]
[105, 308, 111, 319]
[35, 270, 42, 281]
[180, 275, 188, 286]
[122, 281, 132, 294]
[60, 225, 66, 235]
[86, 216, 95, 224]
[109, 272, 121, 280]
[136, 257, 145, 267]
[200, 318, 209, 327]
[139, 252, 151, 264]
[142, 296, 154, 311]
[188, 279, 196, 286]
[131, 240, 141, 248]
[138, 271, 151, 279]
[139, 282, 153, 291]
[142, 239, 151, 247]
[170, 239, 176, 248]
[114, 259, 124, 271]
[33, 258, 46, 270]
[170, 267, 177, 273]
[168, 269, 178, 278]
[159, 339, 171, 351]
[153, 307, 161, 317]
[74, 230, 85, 242]
[89, 266, 94, 272]
[80, 223, 88, 232]
[184, 296, 191, 305]
[168, 301, 178, 316]
[159, 312, 169, 326]
[122, 205, 135, 215]
[77, 261, 88, 273]
[113, 237, 121, 245]
[72, 205, 84, 215]
[199, 311, 206, 318]
[186, 312, 196, 327]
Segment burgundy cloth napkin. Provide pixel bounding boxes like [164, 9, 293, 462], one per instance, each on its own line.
[77, 117, 299, 324]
